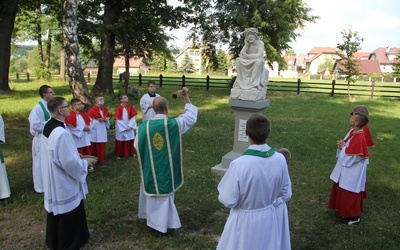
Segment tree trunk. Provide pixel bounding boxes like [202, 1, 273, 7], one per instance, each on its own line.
[92, 0, 124, 95]
[45, 29, 52, 70]
[63, 0, 91, 106]
[59, 48, 66, 81]
[0, 0, 19, 92]
[36, 3, 44, 72]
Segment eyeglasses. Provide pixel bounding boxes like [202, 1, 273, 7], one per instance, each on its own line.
[60, 105, 69, 109]
[47, 91, 55, 94]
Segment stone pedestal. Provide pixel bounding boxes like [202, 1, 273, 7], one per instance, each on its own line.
[211, 99, 270, 176]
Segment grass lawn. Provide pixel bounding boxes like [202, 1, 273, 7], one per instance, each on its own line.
[1, 80, 400, 249]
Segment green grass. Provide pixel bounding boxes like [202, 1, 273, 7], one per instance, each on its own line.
[1, 80, 400, 249]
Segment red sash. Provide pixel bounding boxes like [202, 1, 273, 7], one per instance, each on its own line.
[345, 130, 369, 158]
[87, 105, 110, 119]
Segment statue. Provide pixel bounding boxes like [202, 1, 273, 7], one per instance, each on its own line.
[230, 28, 269, 101]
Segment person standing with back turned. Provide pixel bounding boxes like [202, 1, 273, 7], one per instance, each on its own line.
[28, 85, 54, 193]
[135, 87, 198, 236]
[217, 114, 292, 250]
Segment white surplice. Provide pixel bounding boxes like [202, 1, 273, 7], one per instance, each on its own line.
[139, 93, 160, 122]
[41, 120, 88, 215]
[66, 113, 91, 149]
[28, 99, 49, 193]
[115, 108, 137, 141]
[135, 103, 198, 233]
[0, 115, 11, 199]
[217, 144, 292, 250]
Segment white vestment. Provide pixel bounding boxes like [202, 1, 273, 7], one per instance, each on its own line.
[115, 108, 137, 141]
[66, 114, 92, 148]
[89, 111, 110, 143]
[330, 132, 369, 193]
[217, 144, 292, 250]
[140, 93, 160, 122]
[0, 115, 11, 199]
[135, 103, 198, 233]
[41, 119, 88, 215]
[28, 99, 49, 193]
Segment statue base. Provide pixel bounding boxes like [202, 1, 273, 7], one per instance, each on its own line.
[230, 88, 267, 101]
[211, 99, 270, 176]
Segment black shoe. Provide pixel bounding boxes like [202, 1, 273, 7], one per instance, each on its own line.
[153, 229, 168, 237]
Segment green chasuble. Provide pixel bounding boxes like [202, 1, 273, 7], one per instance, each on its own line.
[137, 118, 183, 196]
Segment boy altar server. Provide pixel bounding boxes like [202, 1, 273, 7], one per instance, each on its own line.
[87, 95, 110, 164]
[41, 97, 91, 249]
[114, 94, 138, 158]
[217, 114, 292, 250]
[65, 98, 92, 156]
[140, 80, 160, 122]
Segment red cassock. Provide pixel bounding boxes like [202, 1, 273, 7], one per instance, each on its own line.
[328, 131, 368, 217]
[114, 105, 137, 157]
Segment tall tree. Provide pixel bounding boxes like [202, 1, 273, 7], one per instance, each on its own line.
[0, 0, 19, 92]
[186, 0, 318, 70]
[393, 51, 400, 78]
[336, 29, 364, 101]
[78, 0, 190, 94]
[63, 0, 91, 105]
[178, 53, 196, 73]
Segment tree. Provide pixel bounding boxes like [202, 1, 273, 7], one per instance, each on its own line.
[186, 0, 318, 70]
[336, 29, 364, 100]
[63, 0, 91, 106]
[393, 52, 400, 78]
[215, 49, 229, 75]
[0, 0, 19, 92]
[318, 57, 334, 72]
[178, 53, 196, 73]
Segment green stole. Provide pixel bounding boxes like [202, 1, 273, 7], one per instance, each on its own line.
[0, 146, 3, 164]
[39, 101, 50, 121]
[242, 148, 275, 158]
[137, 118, 183, 196]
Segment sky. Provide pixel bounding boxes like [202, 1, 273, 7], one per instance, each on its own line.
[167, 0, 400, 54]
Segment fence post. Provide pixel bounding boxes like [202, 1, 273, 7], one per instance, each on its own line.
[331, 80, 336, 97]
[370, 80, 375, 99]
[206, 75, 210, 90]
[182, 75, 186, 87]
[139, 74, 142, 86]
[159, 74, 163, 88]
[296, 78, 301, 95]
[27, 72, 30, 81]
[87, 73, 91, 83]
[16, 73, 19, 80]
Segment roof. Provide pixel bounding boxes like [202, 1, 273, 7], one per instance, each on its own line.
[305, 47, 337, 63]
[284, 55, 296, 66]
[113, 55, 142, 68]
[368, 47, 400, 64]
[335, 59, 382, 74]
[85, 59, 98, 68]
[353, 52, 370, 60]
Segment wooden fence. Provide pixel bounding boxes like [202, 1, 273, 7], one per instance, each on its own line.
[9, 73, 400, 98]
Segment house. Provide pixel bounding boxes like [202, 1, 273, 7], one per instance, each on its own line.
[353, 52, 370, 60]
[174, 43, 202, 74]
[333, 59, 382, 78]
[368, 47, 400, 73]
[304, 47, 338, 74]
[113, 55, 148, 75]
[83, 59, 99, 75]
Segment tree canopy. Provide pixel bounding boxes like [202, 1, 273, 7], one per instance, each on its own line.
[186, 0, 318, 70]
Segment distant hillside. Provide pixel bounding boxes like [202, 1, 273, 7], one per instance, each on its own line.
[12, 44, 34, 57]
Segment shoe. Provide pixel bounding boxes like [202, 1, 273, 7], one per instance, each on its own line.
[88, 166, 94, 172]
[153, 229, 168, 237]
[115, 156, 121, 160]
[347, 217, 360, 225]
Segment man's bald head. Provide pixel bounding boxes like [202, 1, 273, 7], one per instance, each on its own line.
[153, 96, 168, 114]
